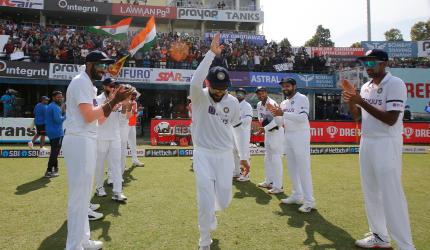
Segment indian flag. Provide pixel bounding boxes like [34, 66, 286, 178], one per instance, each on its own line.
[128, 16, 156, 57]
[87, 17, 132, 40]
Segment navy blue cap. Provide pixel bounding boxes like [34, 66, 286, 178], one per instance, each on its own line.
[255, 86, 267, 93]
[279, 77, 296, 85]
[206, 66, 231, 89]
[41, 96, 49, 100]
[236, 88, 247, 94]
[358, 49, 389, 62]
[86, 50, 115, 64]
[102, 78, 118, 86]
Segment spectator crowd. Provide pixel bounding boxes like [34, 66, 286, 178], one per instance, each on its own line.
[1, 19, 429, 74]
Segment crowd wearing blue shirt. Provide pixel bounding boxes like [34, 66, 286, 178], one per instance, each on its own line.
[0, 91, 14, 117]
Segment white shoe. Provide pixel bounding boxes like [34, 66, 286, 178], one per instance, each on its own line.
[281, 196, 303, 205]
[28, 141, 34, 149]
[95, 187, 107, 197]
[257, 181, 272, 189]
[89, 203, 100, 211]
[132, 161, 144, 167]
[106, 179, 113, 186]
[88, 210, 104, 221]
[237, 174, 250, 182]
[112, 192, 127, 202]
[268, 187, 284, 194]
[298, 203, 316, 213]
[40, 146, 48, 151]
[82, 240, 103, 250]
[355, 233, 391, 248]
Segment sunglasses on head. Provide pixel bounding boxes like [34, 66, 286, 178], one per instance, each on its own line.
[361, 60, 383, 68]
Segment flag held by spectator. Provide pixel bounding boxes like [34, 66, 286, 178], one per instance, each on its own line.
[108, 55, 129, 77]
[128, 16, 156, 57]
[87, 17, 132, 40]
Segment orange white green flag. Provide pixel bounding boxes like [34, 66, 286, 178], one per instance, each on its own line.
[87, 17, 132, 40]
[128, 16, 156, 57]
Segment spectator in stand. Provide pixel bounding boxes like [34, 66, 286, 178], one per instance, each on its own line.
[425, 102, 430, 113]
[29, 96, 49, 150]
[44, 91, 66, 178]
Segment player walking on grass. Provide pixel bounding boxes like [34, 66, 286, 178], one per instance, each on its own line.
[255, 86, 285, 194]
[190, 32, 250, 250]
[343, 49, 415, 250]
[62, 51, 132, 250]
[267, 78, 316, 213]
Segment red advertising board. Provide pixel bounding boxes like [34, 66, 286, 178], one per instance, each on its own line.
[311, 47, 365, 57]
[151, 119, 430, 145]
[112, 4, 176, 19]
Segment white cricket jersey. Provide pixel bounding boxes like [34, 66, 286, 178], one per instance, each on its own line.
[360, 72, 406, 137]
[95, 93, 121, 141]
[190, 51, 242, 152]
[239, 100, 253, 131]
[276, 92, 310, 132]
[257, 97, 279, 131]
[64, 70, 98, 138]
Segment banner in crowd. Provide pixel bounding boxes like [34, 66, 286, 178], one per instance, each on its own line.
[48, 63, 80, 80]
[204, 33, 266, 46]
[45, 0, 112, 15]
[310, 47, 365, 57]
[177, 8, 264, 23]
[112, 4, 176, 19]
[248, 72, 336, 88]
[361, 41, 419, 58]
[150, 119, 430, 145]
[0, 0, 43, 10]
[0, 60, 49, 79]
[0, 35, 9, 51]
[389, 68, 430, 114]
[0, 118, 35, 143]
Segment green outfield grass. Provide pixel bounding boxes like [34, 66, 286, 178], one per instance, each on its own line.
[0, 154, 429, 250]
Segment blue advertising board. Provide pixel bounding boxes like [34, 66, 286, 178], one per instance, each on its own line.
[248, 72, 336, 88]
[361, 41, 418, 58]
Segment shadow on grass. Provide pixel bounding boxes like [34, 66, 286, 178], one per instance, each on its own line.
[275, 203, 357, 249]
[15, 177, 50, 195]
[232, 181, 276, 205]
[38, 163, 139, 249]
[211, 238, 220, 250]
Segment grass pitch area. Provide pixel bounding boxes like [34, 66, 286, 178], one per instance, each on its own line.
[0, 153, 429, 250]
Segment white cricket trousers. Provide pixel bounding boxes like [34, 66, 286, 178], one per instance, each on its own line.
[120, 125, 129, 173]
[63, 135, 96, 250]
[359, 136, 415, 250]
[284, 130, 315, 205]
[264, 128, 284, 189]
[95, 139, 122, 193]
[127, 125, 139, 163]
[193, 148, 234, 247]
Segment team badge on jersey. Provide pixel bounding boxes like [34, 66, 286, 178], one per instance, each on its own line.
[377, 88, 383, 94]
[223, 107, 230, 113]
[291, 101, 295, 105]
[208, 105, 216, 115]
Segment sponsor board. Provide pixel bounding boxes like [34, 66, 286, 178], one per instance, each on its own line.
[310, 47, 365, 57]
[112, 4, 176, 19]
[177, 8, 263, 22]
[0, 60, 49, 79]
[248, 72, 336, 88]
[45, 0, 112, 15]
[0, 149, 39, 158]
[361, 41, 418, 58]
[0, 0, 43, 9]
[145, 149, 178, 157]
[151, 68, 193, 84]
[310, 147, 359, 155]
[0, 118, 36, 143]
[178, 149, 193, 157]
[37, 148, 146, 158]
[417, 40, 430, 57]
[49, 63, 80, 80]
[204, 32, 265, 46]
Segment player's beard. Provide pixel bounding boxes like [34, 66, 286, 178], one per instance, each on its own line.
[91, 65, 103, 81]
[210, 92, 224, 102]
[283, 89, 294, 98]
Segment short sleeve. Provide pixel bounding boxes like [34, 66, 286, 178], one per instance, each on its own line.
[298, 95, 309, 115]
[74, 81, 95, 106]
[386, 79, 406, 112]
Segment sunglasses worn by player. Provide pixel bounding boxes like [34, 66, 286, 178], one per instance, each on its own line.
[361, 60, 383, 68]
[94, 63, 108, 70]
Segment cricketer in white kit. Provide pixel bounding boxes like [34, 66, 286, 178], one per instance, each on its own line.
[94, 78, 127, 202]
[233, 88, 253, 181]
[269, 77, 316, 213]
[62, 51, 132, 250]
[190, 32, 249, 250]
[344, 49, 415, 250]
[256, 86, 284, 194]
[127, 91, 144, 167]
